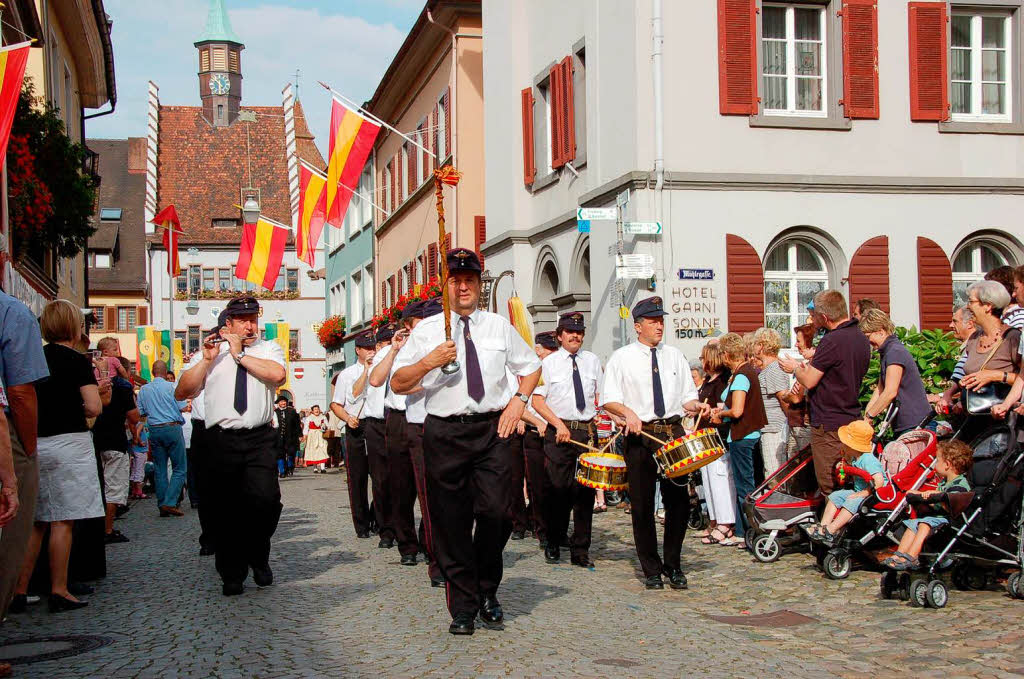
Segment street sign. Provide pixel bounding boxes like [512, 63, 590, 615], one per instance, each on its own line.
[616, 266, 655, 279]
[616, 253, 654, 267]
[624, 221, 663, 235]
[577, 207, 617, 221]
[577, 220, 590, 233]
[616, 189, 630, 207]
[678, 268, 714, 281]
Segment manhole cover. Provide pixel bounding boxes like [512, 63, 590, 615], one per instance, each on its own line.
[593, 658, 644, 668]
[0, 635, 113, 665]
[705, 610, 817, 627]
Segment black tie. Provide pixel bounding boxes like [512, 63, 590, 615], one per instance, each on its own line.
[651, 347, 665, 418]
[460, 315, 484, 402]
[570, 353, 585, 412]
[233, 363, 248, 415]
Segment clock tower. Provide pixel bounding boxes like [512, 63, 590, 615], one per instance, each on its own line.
[195, 0, 243, 127]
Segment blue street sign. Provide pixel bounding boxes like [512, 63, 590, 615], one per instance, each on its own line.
[678, 268, 714, 281]
[577, 220, 591, 233]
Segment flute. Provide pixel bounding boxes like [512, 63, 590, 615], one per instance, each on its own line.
[204, 334, 258, 344]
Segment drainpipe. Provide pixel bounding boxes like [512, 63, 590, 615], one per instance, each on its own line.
[652, 0, 666, 284]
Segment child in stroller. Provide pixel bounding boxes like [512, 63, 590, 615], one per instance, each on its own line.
[882, 439, 973, 571]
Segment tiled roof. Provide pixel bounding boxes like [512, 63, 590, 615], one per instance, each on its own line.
[87, 138, 148, 294]
[154, 99, 325, 247]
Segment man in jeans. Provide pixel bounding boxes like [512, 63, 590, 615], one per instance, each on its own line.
[0, 291, 49, 623]
[137, 360, 188, 516]
[781, 290, 870, 493]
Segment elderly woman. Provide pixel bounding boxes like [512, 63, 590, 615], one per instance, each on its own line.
[859, 308, 932, 435]
[751, 327, 799, 478]
[9, 301, 102, 614]
[696, 342, 737, 545]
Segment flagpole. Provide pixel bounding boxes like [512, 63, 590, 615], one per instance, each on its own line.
[317, 81, 436, 159]
[297, 157, 390, 219]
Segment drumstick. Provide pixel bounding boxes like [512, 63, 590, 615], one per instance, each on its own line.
[691, 398, 711, 431]
[598, 429, 621, 454]
[565, 438, 602, 454]
[637, 429, 668, 447]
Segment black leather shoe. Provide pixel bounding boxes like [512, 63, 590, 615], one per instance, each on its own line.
[430, 577, 446, 588]
[222, 582, 245, 596]
[644, 575, 665, 590]
[544, 546, 560, 563]
[48, 594, 88, 613]
[400, 553, 417, 566]
[199, 545, 215, 556]
[252, 564, 274, 587]
[7, 594, 27, 614]
[356, 530, 372, 539]
[663, 567, 688, 590]
[449, 612, 475, 635]
[510, 530, 525, 540]
[571, 554, 595, 568]
[479, 596, 504, 629]
[378, 538, 395, 549]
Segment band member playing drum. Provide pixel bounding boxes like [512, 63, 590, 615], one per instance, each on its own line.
[600, 297, 710, 590]
[531, 312, 603, 568]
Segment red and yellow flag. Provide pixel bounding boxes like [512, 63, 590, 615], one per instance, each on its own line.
[235, 216, 288, 290]
[0, 42, 32, 170]
[151, 205, 183, 276]
[297, 160, 327, 268]
[325, 98, 380, 227]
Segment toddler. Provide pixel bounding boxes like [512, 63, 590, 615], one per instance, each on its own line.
[810, 420, 886, 545]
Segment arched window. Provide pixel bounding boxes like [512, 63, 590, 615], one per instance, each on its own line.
[537, 260, 560, 300]
[764, 240, 830, 347]
[951, 239, 1016, 308]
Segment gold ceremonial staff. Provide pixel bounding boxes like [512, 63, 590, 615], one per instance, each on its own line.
[433, 164, 462, 375]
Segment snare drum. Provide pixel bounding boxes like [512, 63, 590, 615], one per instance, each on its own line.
[576, 453, 628, 491]
[653, 428, 725, 478]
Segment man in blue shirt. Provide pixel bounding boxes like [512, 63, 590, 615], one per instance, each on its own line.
[0, 290, 49, 621]
[137, 360, 188, 517]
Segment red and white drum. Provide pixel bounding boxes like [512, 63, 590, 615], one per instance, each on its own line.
[653, 428, 725, 478]
[575, 453, 628, 491]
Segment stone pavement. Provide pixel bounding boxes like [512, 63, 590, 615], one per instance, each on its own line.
[2, 467, 1022, 678]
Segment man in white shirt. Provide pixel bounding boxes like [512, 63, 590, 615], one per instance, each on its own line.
[184, 345, 215, 558]
[601, 296, 709, 591]
[175, 297, 287, 597]
[362, 325, 395, 548]
[532, 312, 604, 568]
[392, 249, 541, 636]
[329, 331, 376, 538]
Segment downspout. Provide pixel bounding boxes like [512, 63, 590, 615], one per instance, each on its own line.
[652, 0, 666, 284]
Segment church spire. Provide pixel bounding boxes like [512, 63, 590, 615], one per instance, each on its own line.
[195, 0, 243, 46]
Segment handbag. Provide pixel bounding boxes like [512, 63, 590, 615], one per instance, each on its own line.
[962, 335, 1013, 415]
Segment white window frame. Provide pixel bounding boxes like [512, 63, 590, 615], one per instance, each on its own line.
[350, 271, 363, 326]
[400, 145, 409, 204]
[436, 95, 448, 160]
[761, 3, 828, 118]
[763, 241, 830, 348]
[951, 12, 1013, 123]
[362, 264, 374, 323]
[951, 239, 1012, 307]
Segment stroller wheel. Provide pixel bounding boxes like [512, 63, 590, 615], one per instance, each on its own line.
[966, 569, 989, 591]
[1007, 571, 1023, 599]
[687, 511, 707, 531]
[753, 534, 782, 563]
[880, 571, 898, 600]
[925, 579, 948, 609]
[909, 578, 929, 607]
[744, 530, 758, 552]
[822, 550, 851, 580]
[897, 573, 912, 601]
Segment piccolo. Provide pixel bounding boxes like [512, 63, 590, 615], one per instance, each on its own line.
[205, 334, 258, 344]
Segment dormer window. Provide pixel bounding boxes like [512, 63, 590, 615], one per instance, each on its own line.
[100, 208, 122, 221]
[212, 218, 237, 228]
[88, 251, 112, 268]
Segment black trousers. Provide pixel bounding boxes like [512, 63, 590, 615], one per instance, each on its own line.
[408, 421, 442, 582]
[543, 426, 596, 558]
[510, 432, 529, 533]
[424, 413, 516, 618]
[344, 427, 370, 534]
[522, 428, 550, 542]
[205, 424, 282, 585]
[326, 435, 343, 468]
[385, 410, 418, 556]
[189, 420, 215, 550]
[623, 424, 690, 578]
[363, 416, 393, 540]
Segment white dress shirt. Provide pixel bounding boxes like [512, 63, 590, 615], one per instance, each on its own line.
[393, 309, 541, 418]
[540, 348, 603, 421]
[600, 341, 698, 422]
[390, 342, 428, 424]
[185, 356, 207, 422]
[359, 358, 387, 419]
[374, 344, 407, 412]
[199, 340, 286, 430]
[331, 362, 366, 414]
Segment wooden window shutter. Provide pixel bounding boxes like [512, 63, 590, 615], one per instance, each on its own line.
[381, 280, 388, 308]
[725, 234, 764, 332]
[390, 161, 397, 211]
[430, 108, 439, 171]
[841, 0, 879, 119]
[847, 236, 890, 313]
[406, 143, 416, 195]
[717, 0, 758, 115]
[428, 242, 439, 278]
[521, 88, 536, 184]
[917, 237, 953, 330]
[418, 253, 427, 284]
[908, 2, 949, 121]
[549, 63, 565, 168]
[406, 262, 414, 293]
[443, 88, 451, 160]
[388, 274, 396, 302]
[137, 306, 149, 326]
[419, 122, 428, 182]
[397, 151, 405, 203]
[104, 306, 117, 331]
[474, 216, 486, 268]
[559, 56, 576, 164]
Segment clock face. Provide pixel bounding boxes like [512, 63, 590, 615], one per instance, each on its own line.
[209, 74, 230, 95]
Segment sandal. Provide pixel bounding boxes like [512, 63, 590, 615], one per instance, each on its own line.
[882, 552, 912, 569]
[719, 535, 744, 547]
[593, 504, 607, 513]
[701, 525, 733, 545]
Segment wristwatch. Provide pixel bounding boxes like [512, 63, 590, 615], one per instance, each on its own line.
[515, 392, 529, 404]
[232, 350, 246, 366]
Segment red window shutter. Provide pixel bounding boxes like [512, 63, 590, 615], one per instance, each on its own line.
[430, 108, 439, 171]
[381, 280, 388, 308]
[418, 123, 428, 183]
[406, 143, 416, 194]
[474, 215, 486, 268]
[137, 306, 149, 326]
[418, 253, 427, 284]
[559, 56, 576, 164]
[717, 0, 758, 115]
[725, 234, 764, 333]
[847, 236, 890, 314]
[396, 152, 404, 203]
[521, 88, 536, 185]
[104, 306, 117, 331]
[388, 275, 396, 302]
[842, 0, 879, 119]
[549, 64, 565, 168]
[443, 88, 451, 160]
[407, 262, 415, 293]
[908, 2, 949, 121]
[428, 242, 438, 278]
[917, 237, 953, 330]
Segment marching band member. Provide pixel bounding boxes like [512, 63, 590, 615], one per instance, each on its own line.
[532, 312, 603, 568]
[361, 325, 396, 549]
[392, 249, 541, 636]
[600, 296, 709, 590]
[330, 331, 376, 538]
[523, 331, 558, 549]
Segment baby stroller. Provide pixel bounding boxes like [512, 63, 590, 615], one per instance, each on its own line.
[742, 443, 824, 562]
[881, 413, 1024, 608]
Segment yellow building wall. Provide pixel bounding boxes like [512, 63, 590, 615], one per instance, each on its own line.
[88, 294, 148, 359]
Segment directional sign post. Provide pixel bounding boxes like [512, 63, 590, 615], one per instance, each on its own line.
[623, 221, 663, 235]
[577, 207, 618, 221]
[616, 253, 654, 268]
[616, 266, 655, 279]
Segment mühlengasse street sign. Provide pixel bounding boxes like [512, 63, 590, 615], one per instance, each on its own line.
[623, 221, 662, 235]
[616, 265, 655, 279]
[577, 206, 617, 221]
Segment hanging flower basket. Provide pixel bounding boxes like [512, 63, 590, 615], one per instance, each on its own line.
[317, 315, 346, 350]
[372, 276, 444, 332]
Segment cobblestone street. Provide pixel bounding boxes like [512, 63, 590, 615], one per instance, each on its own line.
[2, 467, 1022, 678]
